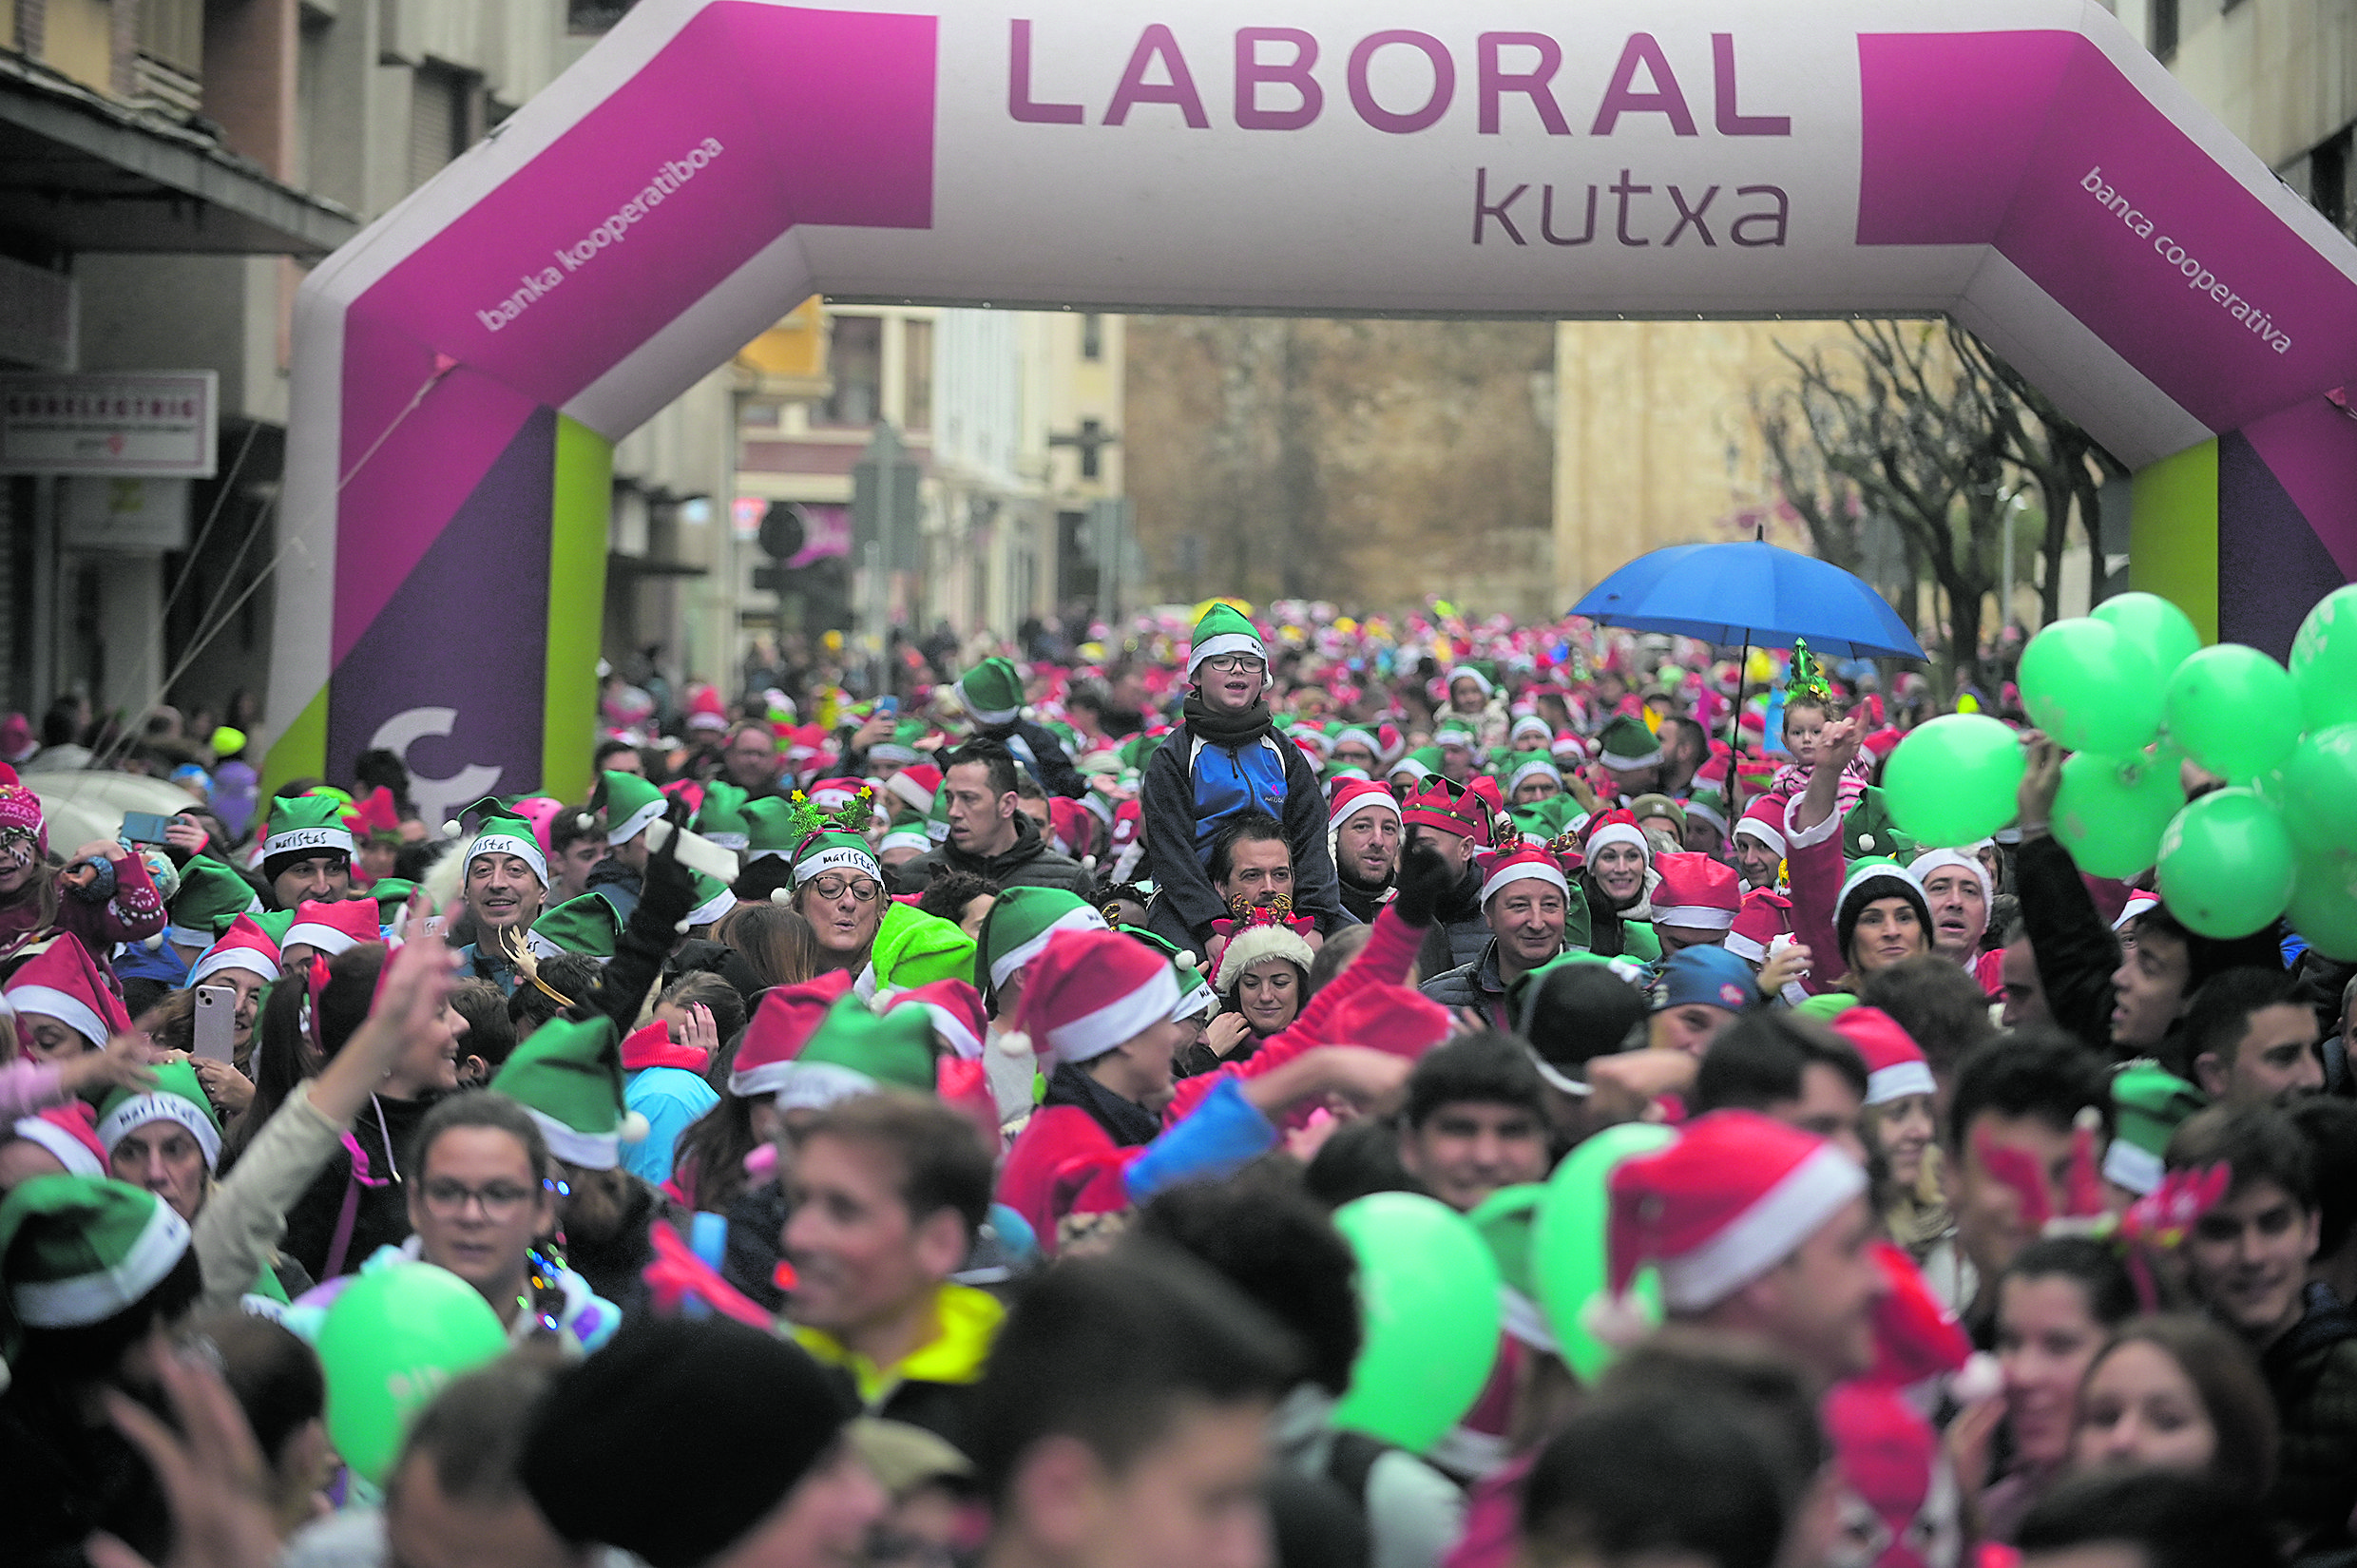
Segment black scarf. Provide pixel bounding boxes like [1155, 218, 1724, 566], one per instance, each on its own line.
[1044, 1061, 1162, 1147]
[1182, 691, 1275, 750]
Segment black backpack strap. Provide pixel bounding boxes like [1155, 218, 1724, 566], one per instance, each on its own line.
[1326, 1430, 1392, 1509]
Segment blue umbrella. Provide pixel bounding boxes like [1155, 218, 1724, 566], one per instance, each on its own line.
[1569, 539, 1925, 661]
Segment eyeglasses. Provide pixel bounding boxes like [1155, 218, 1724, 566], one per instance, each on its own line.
[420, 1179, 538, 1219]
[1201, 654, 1267, 674]
[806, 874, 882, 903]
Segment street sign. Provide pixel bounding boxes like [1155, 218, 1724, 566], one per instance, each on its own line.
[757, 500, 807, 562]
[0, 372, 218, 476]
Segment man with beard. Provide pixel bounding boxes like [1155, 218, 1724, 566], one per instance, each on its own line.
[1328, 779, 1401, 924]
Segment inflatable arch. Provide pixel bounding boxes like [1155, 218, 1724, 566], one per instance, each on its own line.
[268, 0, 2357, 806]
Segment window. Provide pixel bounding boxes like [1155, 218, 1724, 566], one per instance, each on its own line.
[409, 63, 479, 191]
[2313, 129, 2352, 237]
[140, 0, 204, 75]
[903, 318, 933, 432]
[1082, 313, 1103, 360]
[1078, 418, 1104, 480]
[2151, 0, 2178, 57]
[818, 316, 882, 427]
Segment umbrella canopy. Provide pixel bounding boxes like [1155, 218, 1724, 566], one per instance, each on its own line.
[1570, 540, 1925, 661]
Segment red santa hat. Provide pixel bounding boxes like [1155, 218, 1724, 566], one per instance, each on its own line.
[807, 777, 866, 811]
[1111, 797, 1142, 851]
[1401, 777, 1491, 847]
[1581, 809, 1650, 863]
[2112, 888, 2161, 932]
[1823, 1383, 1942, 1568]
[1326, 985, 1452, 1059]
[881, 763, 942, 815]
[1650, 852, 1740, 933]
[1328, 776, 1400, 833]
[1478, 846, 1570, 906]
[886, 979, 989, 1061]
[1606, 1110, 1868, 1308]
[281, 898, 382, 958]
[5, 939, 131, 1052]
[1832, 1007, 1935, 1107]
[1019, 928, 1179, 1068]
[11, 1103, 107, 1177]
[729, 971, 857, 1097]
[1733, 794, 1791, 859]
[1725, 889, 1793, 965]
[1046, 797, 1098, 865]
[186, 915, 282, 990]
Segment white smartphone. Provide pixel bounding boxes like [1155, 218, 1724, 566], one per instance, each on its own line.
[192, 985, 237, 1064]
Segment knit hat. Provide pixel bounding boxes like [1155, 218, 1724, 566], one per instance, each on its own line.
[281, 897, 380, 958]
[1653, 947, 1758, 1015]
[883, 980, 990, 1061]
[532, 892, 625, 959]
[1725, 889, 1792, 965]
[958, 658, 1027, 725]
[1650, 852, 1740, 935]
[521, 1315, 856, 1568]
[185, 914, 281, 989]
[1830, 1008, 1934, 1106]
[0, 783, 47, 861]
[1606, 1110, 1868, 1307]
[1019, 927, 1181, 1067]
[1841, 788, 1921, 865]
[5, 939, 130, 1051]
[1477, 846, 1570, 906]
[2106, 1062, 2207, 1195]
[732, 972, 857, 1097]
[1186, 603, 1265, 680]
[1628, 794, 1686, 837]
[259, 794, 355, 876]
[1910, 846, 1993, 906]
[459, 799, 549, 887]
[166, 857, 262, 949]
[880, 762, 942, 817]
[0, 1174, 193, 1330]
[489, 1014, 645, 1169]
[1596, 716, 1662, 772]
[1402, 776, 1492, 845]
[1209, 905, 1316, 996]
[1581, 809, 1650, 864]
[974, 887, 1109, 1004]
[740, 987, 936, 1111]
[1733, 794, 1790, 860]
[693, 781, 752, 853]
[1115, 926, 1217, 1023]
[96, 1060, 223, 1172]
[11, 1106, 105, 1177]
[595, 772, 668, 848]
[1835, 861, 1932, 967]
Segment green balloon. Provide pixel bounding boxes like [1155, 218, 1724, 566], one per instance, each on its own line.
[2156, 788, 2297, 939]
[1530, 1122, 1675, 1384]
[2162, 643, 2301, 783]
[2053, 748, 2183, 879]
[1881, 714, 2026, 848]
[1331, 1193, 1503, 1453]
[2290, 850, 2357, 962]
[2282, 724, 2357, 858]
[2017, 618, 2162, 755]
[2290, 584, 2357, 731]
[2090, 591, 2203, 678]
[316, 1263, 508, 1483]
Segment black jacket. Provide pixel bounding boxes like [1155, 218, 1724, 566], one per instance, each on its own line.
[1143, 725, 1349, 948]
[1338, 869, 1395, 926]
[2014, 833, 2122, 1057]
[1420, 940, 1514, 1029]
[1413, 866, 1490, 979]
[894, 811, 1093, 896]
[2262, 1284, 2357, 1557]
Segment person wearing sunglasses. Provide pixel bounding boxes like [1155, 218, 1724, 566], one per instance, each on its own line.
[1141, 602, 1348, 959]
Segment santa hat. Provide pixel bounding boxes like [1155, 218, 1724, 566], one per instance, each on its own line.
[1725, 889, 1792, 964]
[1110, 797, 1143, 851]
[1210, 906, 1316, 994]
[1328, 777, 1399, 833]
[1046, 797, 1098, 864]
[1596, 716, 1662, 772]
[186, 915, 281, 990]
[1823, 1383, 1940, 1558]
[1506, 755, 1565, 798]
[5, 940, 130, 1052]
[732, 972, 855, 1097]
[281, 898, 381, 959]
[459, 798, 550, 887]
[1478, 847, 1570, 906]
[346, 787, 403, 845]
[97, 1061, 223, 1173]
[1550, 732, 1589, 765]
[11, 1104, 106, 1177]
[885, 980, 990, 1061]
[1019, 927, 1180, 1067]
[1606, 1110, 1867, 1308]
[1185, 603, 1266, 682]
[2112, 889, 2161, 932]
[1402, 777, 1491, 845]
[1581, 809, 1650, 863]
[684, 685, 730, 733]
[1909, 846, 1991, 905]
[165, 858, 261, 950]
[1733, 794, 1791, 859]
[1373, 722, 1407, 768]
[1650, 852, 1739, 933]
[958, 658, 1027, 725]
[1326, 985, 1452, 1059]
[489, 1014, 646, 1170]
[974, 887, 1109, 1005]
[0, 1176, 192, 1330]
[1509, 715, 1554, 750]
[259, 794, 355, 873]
[2105, 1061, 2206, 1195]
[594, 771, 668, 848]
[1830, 1007, 1934, 1106]
[0, 783, 47, 861]
[881, 763, 942, 816]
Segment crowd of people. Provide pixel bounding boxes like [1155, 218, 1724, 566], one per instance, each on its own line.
[0, 593, 2349, 1568]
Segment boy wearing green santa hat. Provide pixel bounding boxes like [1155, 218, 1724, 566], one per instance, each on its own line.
[954, 656, 1088, 799]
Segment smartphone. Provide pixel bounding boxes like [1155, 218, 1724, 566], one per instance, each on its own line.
[192, 985, 236, 1063]
[874, 695, 898, 717]
[121, 811, 176, 845]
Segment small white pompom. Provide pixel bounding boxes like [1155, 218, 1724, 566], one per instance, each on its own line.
[770, 887, 792, 904]
[1081, 855, 1097, 872]
[1951, 1351, 2002, 1405]
[442, 820, 463, 839]
[576, 813, 594, 831]
[618, 1110, 652, 1144]
[672, 918, 691, 934]
[1858, 832, 1876, 850]
[993, 1029, 1033, 1059]
[1177, 950, 1200, 972]
[1579, 1290, 1655, 1353]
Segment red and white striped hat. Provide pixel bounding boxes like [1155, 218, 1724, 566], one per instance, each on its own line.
[1725, 889, 1793, 965]
[1651, 852, 1740, 933]
[1830, 1007, 1935, 1107]
[1478, 846, 1570, 906]
[1607, 1109, 1868, 1309]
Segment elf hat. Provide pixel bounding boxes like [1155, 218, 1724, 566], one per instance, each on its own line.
[260, 794, 355, 876]
[5, 939, 130, 1052]
[1113, 925, 1217, 1023]
[2106, 1062, 2206, 1195]
[1684, 785, 1732, 838]
[879, 813, 932, 858]
[1431, 720, 1479, 753]
[1210, 906, 1316, 994]
[1478, 846, 1570, 907]
[1830, 1007, 1934, 1107]
[685, 873, 738, 929]
[1581, 809, 1651, 864]
[1506, 755, 1564, 798]
[1725, 889, 1793, 964]
[1596, 716, 1663, 772]
[790, 831, 882, 888]
[186, 914, 282, 990]
[741, 985, 936, 1111]
[0, 1175, 192, 1331]
[596, 772, 669, 848]
[693, 781, 753, 853]
[881, 763, 943, 816]
[1510, 715, 1554, 749]
[1018, 927, 1180, 1068]
[1328, 778, 1399, 833]
[1185, 603, 1265, 681]
[97, 1060, 223, 1173]
[1446, 664, 1494, 697]
[0, 783, 47, 860]
[1835, 861, 1932, 966]
[739, 796, 805, 863]
[973, 887, 1108, 1005]
[1606, 1110, 1868, 1308]
[732, 972, 857, 1097]
[12, 1106, 106, 1178]
[533, 892, 625, 959]
[1651, 852, 1740, 934]
[954, 659, 1024, 727]
[883, 980, 990, 1061]
[1841, 787, 1921, 864]
[460, 798, 549, 887]
[869, 720, 931, 768]
[1331, 726, 1382, 763]
[1734, 794, 1791, 859]
[490, 1013, 645, 1170]
[1402, 776, 1491, 845]
[166, 857, 262, 950]
[281, 898, 381, 959]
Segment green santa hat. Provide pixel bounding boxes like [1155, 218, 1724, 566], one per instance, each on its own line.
[1841, 786, 1922, 865]
[168, 857, 262, 949]
[1595, 716, 1662, 773]
[769, 992, 939, 1112]
[489, 1013, 646, 1170]
[0, 1175, 192, 1337]
[260, 794, 357, 871]
[957, 658, 1026, 727]
[1186, 602, 1264, 680]
[879, 810, 931, 857]
[459, 797, 548, 887]
[685, 872, 738, 928]
[741, 795, 804, 863]
[925, 782, 954, 845]
[2105, 1062, 2208, 1195]
[790, 830, 882, 889]
[1467, 1184, 1554, 1350]
[863, 903, 976, 997]
[96, 1061, 223, 1173]
[1118, 729, 1167, 774]
[1116, 925, 1217, 1023]
[694, 781, 752, 853]
[533, 892, 625, 959]
[973, 886, 1109, 1010]
[869, 719, 931, 767]
[594, 771, 668, 848]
